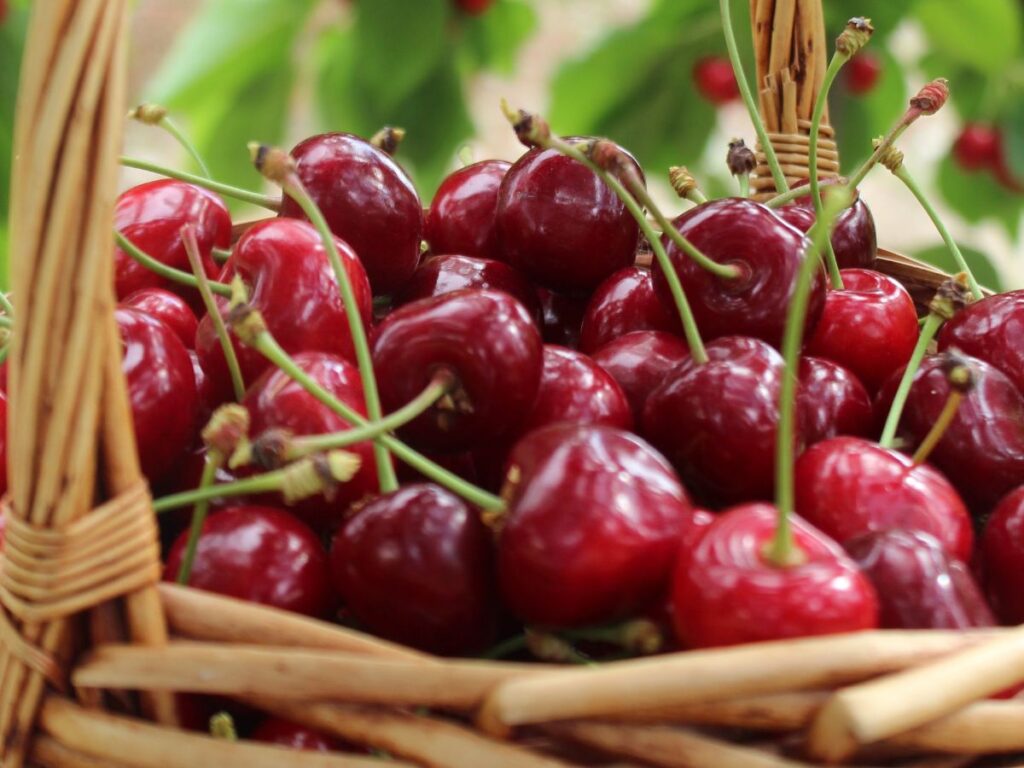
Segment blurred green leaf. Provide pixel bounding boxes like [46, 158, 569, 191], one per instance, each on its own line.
[915, 0, 1022, 75]
[830, 47, 907, 172]
[459, 0, 537, 75]
[937, 154, 1022, 238]
[913, 242, 1004, 292]
[1000, 98, 1024, 180]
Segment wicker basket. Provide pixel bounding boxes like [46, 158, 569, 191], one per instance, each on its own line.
[1, 2, 1019, 767]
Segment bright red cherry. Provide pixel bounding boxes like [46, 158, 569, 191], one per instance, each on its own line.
[579, 266, 681, 353]
[165, 506, 335, 618]
[844, 52, 882, 94]
[537, 288, 588, 348]
[113, 180, 231, 303]
[980, 486, 1024, 624]
[330, 484, 496, 654]
[845, 529, 994, 630]
[523, 346, 633, 433]
[496, 140, 641, 293]
[195, 218, 372, 405]
[279, 132, 423, 295]
[651, 198, 825, 348]
[794, 437, 973, 562]
[592, 331, 690, 425]
[805, 269, 918, 393]
[776, 184, 877, 270]
[116, 308, 198, 484]
[692, 56, 739, 105]
[498, 424, 695, 627]
[373, 289, 542, 452]
[938, 290, 1024, 395]
[121, 288, 198, 348]
[953, 124, 1000, 171]
[672, 504, 878, 648]
[424, 160, 510, 261]
[251, 718, 344, 752]
[797, 356, 872, 445]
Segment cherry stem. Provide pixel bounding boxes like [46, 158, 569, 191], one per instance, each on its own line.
[719, 0, 789, 193]
[846, 111, 918, 191]
[174, 452, 220, 583]
[765, 182, 813, 209]
[810, 53, 848, 290]
[211, 246, 232, 264]
[911, 390, 963, 465]
[114, 231, 232, 297]
[738, 173, 750, 198]
[159, 116, 212, 179]
[120, 156, 281, 211]
[281, 172, 398, 494]
[0, 292, 14, 318]
[154, 461, 291, 513]
[878, 312, 943, 449]
[892, 165, 983, 300]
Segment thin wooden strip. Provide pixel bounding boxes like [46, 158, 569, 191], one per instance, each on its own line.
[767, 0, 797, 81]
[613, 691, 826, 730]
[30, 734, 135, 768]
[808, 0, 828, 123]
[753, 0, 776, 90]
[794, 0, 818, 119]
[781, 74, 799, 135]
[887, 700, 1024, 755]
[756, 152, 839, 166]
[795, 118, 834, 134]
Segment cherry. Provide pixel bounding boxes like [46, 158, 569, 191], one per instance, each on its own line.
[424, 160, 510, 261]
[979, 486, 1024, 624]
[797, 357, 872, 445]
[579, 266, 681, 353]
[121, 287, 198, 348]
[251, 718, 344, 752]
[498, 423, 695, 627]
[938, 290, 1024, 395]
[164, 505, 335, 618]
[454, 0, 493, 14]
[279, 132, 423, 295]
[993, 131, 1024, 193]
[794, 437, 973, 562]
[188, 350, 216, 428]
[116, 308, 199, 485]
[643, 336, 790, 506]
[672, 504, 878, 648]
[805, 269, 918, 393]
[394, 253, 541, 326]
[496, 140, 641, 293]
[330, 483, 496, 654]
[537, 288, 588, 348]
[372, 289, 542, 452]
[113, 180, 231, 303]
[592, 331, 690, 425]
[844, 52, 882, 94]
[777, 191, 877, 270]
[157, 447, 244, 544]
[244, 352, 378, 534]
[692, 56, 739, 105]
[651, 198, 825, 348]
[195, 218, 372, 405]
[952, 123, 1000, 171]
[845, 529, 994, 630]
[523, 346, 633, 433]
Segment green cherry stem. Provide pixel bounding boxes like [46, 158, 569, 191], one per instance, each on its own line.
[878, 313, 942, 449]
[114, 231, 232, 297]
[120, 156, 281, 211]
[160, 116, 212, 179]
[809, 52, 848, 290]
[174, 452, 220, 583]
[765, 182, 813, 209]
[211, 246, 232, 265]
[155, 464, 288, 514]
[738, 173, 750, 198]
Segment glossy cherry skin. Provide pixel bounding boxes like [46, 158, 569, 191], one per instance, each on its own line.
[330, 484, 496, 654]
[188, 350, 216, 428]
[537, 288, 588, 348]
[195, 218, 372, 405]
[279, 132, 423, 295]
[498, 423, 695, 627]
[496, 140, 641, 293]
[777, 194, 877, 271]
[797, 356, 872, 445]
[692, 56, 739, 104]
[113, 180, 231, 302]
[845, 529, 994, 630]
[805, 269, 918, 393]
[938, 290, 1024, 395]
[251, 718, 343, 752]
[424, 160, 510, 261]
[373, 289, 543, 452]
[673, 504, 877, 648]
[244, 352, 378, 534]
[121, 288, 198, 348]
[523, 346, 633, 433]
[844, 52, 882, 94]
[953, 124, 1000, 171]
[116, 308, 199, 485]
[592, 331, 690, 425]
[877, 354, 1024, 513]
[794, 437, 973, 562]
[394, 253, 541, 325]
[579, 267, 682, 353]
[164, 506, 335, 618]
[980, 486, 1024, 624]
[643, 336, 789, 506]
[651, 198, 824, 348]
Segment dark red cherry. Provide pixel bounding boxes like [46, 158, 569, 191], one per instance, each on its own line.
[845, 529, 994, 630]
[454, 0, 494, 14]
[643, 336, 789, 506]
[777, 192, 877, 270]
[424, 160, 510, 261]
[523, 346, 633, 433]
[794, 437, 973, 562]
[651, 198, 824, 348]
[579, 266, 682, 353]
[188, 350, 216, 428]
[938, 290, 1024, 395]
[797, 356, 872, 445]
[121, 288, 198, 348]
[844, 52, 882, 94]
[116, 308, 199, 484]
[244, 352, 378, 534]
[592, 331, 690, 425]
[498, 423, 694, 627]
[496, 140, 641, 293]
[537, 288, 588, 348]
[692, 56, 739, 105]
[157, 447, 245, 543]
[953, 124, 1000, 171]
[195, 218, 372, 405]
[164, 506, 335, 618]
[372, 289, 543, 452]
[672, 504, 878, 648]
[394, 253, 541, 325]
[980, 486, 1024, 624]
[805, 269, 918, 393]
[279, 132, 423, 295]
[330, 484, 496, 654]
[251, 718, 343, 752]
[113, 180, 231, 303]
